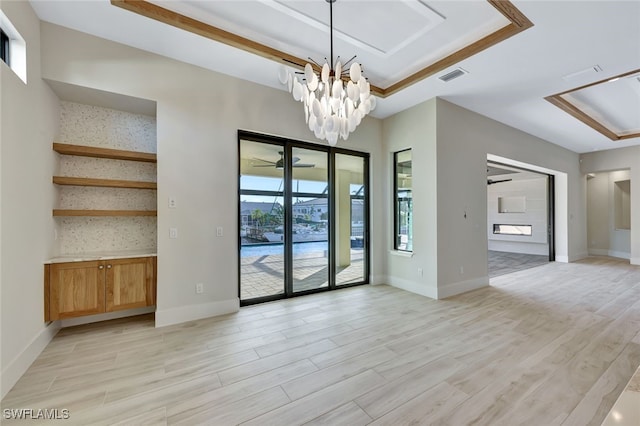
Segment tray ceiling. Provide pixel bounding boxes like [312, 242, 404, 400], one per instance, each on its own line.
[29, 0, 640, 153]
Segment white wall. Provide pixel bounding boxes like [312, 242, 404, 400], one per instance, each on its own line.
[587, 173, 610, 255]
[380, 98, 585, 299]
[581, 147, 639, 265]
[38, 22, 384, 327]
[381, 98, 438, 298]
[0, 1, 60, 399]
[435, 99, 585, 297]
[487, 177, 549, 256]
[586, 167, 635, 261]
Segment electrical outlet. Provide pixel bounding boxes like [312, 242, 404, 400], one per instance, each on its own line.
[168, 197, 177, 209]
[195, 283, 204, 294]
[417, 267, 423, 277]
[169, 228, 178, 239]
[216, 226, 223, 237]
[460, 266, 464, 274]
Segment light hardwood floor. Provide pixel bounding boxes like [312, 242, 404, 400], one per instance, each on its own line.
[2, 256, 639, 425]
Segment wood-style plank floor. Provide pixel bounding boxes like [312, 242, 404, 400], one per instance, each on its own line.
[2, 256, 639, 425]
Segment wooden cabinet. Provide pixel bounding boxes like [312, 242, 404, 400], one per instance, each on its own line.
[48, 261, 106, 320]
[45, 256, 156, 321]
[105, 257, 155, 312]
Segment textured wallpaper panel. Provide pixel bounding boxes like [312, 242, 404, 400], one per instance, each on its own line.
[57, 217, 157, 255]
[55, 101, 157, 255]
[58, 187, 157, 210]
[58, 101, 157, 153]
[57, 156, 157, 181]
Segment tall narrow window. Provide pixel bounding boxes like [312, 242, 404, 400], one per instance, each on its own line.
[394, 149, 412, 251]
[0, 29, 9, 66]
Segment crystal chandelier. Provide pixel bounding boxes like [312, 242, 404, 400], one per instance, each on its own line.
[278, 0, 376, 146]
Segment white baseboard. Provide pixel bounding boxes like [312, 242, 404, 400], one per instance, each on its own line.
[588, 249, 631, 260]
[1, 323, 60, 399]
[608, 250, 630, 260]
[631, 257, 640, 266]
[369, 275, 386, 285]
[60, 306, 156, 328]
[386, 276, 437, 299]
[438, 276, 489, 299]
[569, 252, 589, 262]
[155, 299, 239, 328]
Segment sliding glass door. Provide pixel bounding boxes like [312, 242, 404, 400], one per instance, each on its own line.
[291, 147, 329, 293]
[239, 141, 285, 301]
[238, 131, 369, 305]
[334, 153, 367, 285]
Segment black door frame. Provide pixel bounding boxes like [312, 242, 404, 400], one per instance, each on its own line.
[238, 130, 370, 306]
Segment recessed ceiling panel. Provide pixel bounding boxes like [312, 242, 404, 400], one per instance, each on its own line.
[564, 71, 640, 134]
[546, 69, 640, 141]
[271, 0, 445, 56]
[146, 0, 515, 88]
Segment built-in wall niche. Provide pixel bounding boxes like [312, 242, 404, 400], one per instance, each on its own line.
[614, 180, 631, 230]
[46, 81, 158, 256]
[498, 196, 526, 213]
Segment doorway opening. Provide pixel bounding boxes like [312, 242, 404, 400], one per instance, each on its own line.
[487, 160, 555, 278]
[238, 131, 369, 305]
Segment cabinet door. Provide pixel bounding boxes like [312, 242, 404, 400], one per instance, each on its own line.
[105, 257, 155, 312]
[50, 261, 105, 320]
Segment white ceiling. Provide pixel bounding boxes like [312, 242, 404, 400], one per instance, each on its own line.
[30, 0, 640, 154]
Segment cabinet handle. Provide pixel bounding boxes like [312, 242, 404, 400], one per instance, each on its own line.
[98, 265, 104, 270]
[106, 265, 112, 269]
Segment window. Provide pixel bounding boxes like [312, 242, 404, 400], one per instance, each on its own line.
[0, 28, 9, 66]
[0, 11, 27, 83]
[394, 149, 412, 251]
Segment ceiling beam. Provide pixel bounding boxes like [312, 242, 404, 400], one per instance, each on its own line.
[111, 0, 533, 98]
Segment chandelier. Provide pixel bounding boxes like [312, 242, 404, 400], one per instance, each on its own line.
[278, 0, 376, 146]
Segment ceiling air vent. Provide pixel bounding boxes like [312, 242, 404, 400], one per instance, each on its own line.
[439, 68, 468, 82]
[562, 65, 602, 82]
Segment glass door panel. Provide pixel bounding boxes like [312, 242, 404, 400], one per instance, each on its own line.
[335, 154, 367, 285]
[239, 140, 285, 301]
[291, 147, 329, 293]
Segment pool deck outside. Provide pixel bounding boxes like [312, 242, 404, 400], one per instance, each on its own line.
[241, 248, 364, 300]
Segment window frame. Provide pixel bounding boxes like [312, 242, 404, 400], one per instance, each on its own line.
[0, 28, 9, 67]
[393, 149, 413, 252]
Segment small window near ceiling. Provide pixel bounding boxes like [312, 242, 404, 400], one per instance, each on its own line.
[0, 28, 9, 66]
[0, 11, 27, 83]
[394, 149, 412, 252]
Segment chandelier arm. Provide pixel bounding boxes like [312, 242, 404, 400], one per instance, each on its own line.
[329, 0, 334, 72]
[308, 57, 321, 67]
[342, 55, 357, 68]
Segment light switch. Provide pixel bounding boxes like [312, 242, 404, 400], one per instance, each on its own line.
[216, 227, 223, 237]
[169, 228, 178, 239]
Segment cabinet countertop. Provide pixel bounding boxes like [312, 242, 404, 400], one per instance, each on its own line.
[45, 250, 157, 264]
